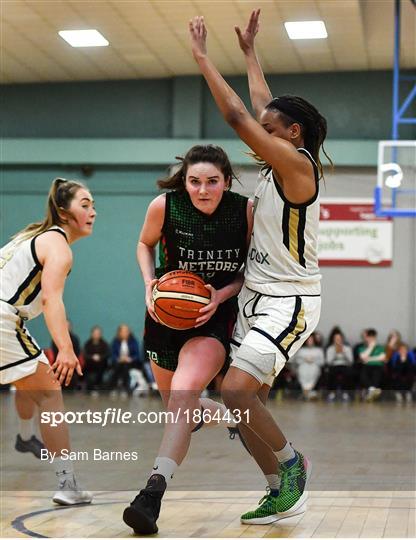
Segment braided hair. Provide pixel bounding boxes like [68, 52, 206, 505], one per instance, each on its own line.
[265, 95, 332, 179]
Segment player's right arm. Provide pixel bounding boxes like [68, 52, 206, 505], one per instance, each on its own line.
[235, 9, 272, 119]
[137, 194, 166, 322]
[36, 231, 82, 386]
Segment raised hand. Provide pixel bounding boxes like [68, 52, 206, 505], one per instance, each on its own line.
[235, 8, 260, 55]
[189, 15, 208, 59]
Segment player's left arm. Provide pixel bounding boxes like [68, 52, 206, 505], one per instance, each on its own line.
[235, 9, 273, 119]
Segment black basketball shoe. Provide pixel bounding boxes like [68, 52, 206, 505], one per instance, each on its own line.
[123, 474, 167, 534]
[15, 434, 45, 459]
[227, 426, 252, 455]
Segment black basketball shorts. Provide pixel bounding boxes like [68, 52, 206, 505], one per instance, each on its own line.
[143, 298, 237, 372]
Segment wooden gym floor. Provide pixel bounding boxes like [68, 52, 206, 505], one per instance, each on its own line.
[0, 392, 415, 538]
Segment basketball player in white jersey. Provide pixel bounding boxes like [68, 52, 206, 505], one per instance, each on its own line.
[0, 178, 95, 505]
[190, 10, 331, 524]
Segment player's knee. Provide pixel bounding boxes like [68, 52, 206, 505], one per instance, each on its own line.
[221, 371, 240, 407]
[167, 387, 199, 414]
[225, 344, 276, 398]
[32, 388, 59, 405]
[222, 388, 255, 412]
[221, 387, 238, 410]
[170, 373, 206, 394]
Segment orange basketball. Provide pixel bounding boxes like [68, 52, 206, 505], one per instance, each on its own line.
[152, 270, 211, 330]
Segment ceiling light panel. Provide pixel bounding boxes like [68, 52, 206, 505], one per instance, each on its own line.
[58, 29, 109, 47]
[284, 21, 328, 40]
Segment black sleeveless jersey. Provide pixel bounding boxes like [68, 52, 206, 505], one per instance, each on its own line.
[157, 190, 248, 289]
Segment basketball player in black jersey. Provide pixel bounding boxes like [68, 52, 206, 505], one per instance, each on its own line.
[123, 145, 253, 534]
[190, 11, 331, 525]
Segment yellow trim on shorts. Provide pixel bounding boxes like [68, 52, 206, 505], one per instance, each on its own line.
[15, 319, 39, 357]
[279, 305, 306, 351]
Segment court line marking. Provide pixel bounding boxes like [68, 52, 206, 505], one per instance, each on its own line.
[11, 501, 116, 538]
[10, 492, 414, 538]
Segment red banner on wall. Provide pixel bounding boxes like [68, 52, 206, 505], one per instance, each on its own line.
[318, 200, 393, 266]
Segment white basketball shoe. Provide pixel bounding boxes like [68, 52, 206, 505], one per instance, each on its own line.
[53, 473, 92, 505]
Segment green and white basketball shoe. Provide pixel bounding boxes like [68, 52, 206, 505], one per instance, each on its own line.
[240, 488, 280, 525]
[274, 450, 311, 517]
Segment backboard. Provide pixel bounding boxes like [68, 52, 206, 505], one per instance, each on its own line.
[375, 140, 416, 217]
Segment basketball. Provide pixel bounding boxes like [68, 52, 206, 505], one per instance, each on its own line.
[152, 270, 211, 330]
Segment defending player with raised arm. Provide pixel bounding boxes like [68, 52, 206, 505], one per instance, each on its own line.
[0, 178, 95, 505]
[190, 11, 331, 524]
[234, 9, 272, 119]
[122, 145, 253, 535]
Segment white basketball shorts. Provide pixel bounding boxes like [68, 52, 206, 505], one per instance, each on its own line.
[0, 302, 48, 385]
[230, 284, 321, 386]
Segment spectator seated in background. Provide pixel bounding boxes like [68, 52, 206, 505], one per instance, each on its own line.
[51, 319, 81, 391]
[326, 329, 353, 402]
[109, 324, 140, 397]
[388, 343, 416, 403]
[326, 325, 350, 349]
[83, 326, 110, 396]
[358, 328, 386, 401]
[385, 329, 403, 363]
[292, 332, 325, 400]
[313, 330, 325, 349]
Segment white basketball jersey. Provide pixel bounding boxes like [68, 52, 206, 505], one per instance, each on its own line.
[0, 226, 67, 320]
[245, 148, 321, 296]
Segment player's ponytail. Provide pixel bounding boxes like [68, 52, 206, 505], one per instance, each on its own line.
[13, 177, 87, 242]
[265, 95, 333, 179]
[157, 144, 238, 191]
